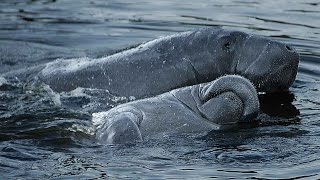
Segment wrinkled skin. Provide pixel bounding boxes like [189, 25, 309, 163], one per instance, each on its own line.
[93, 75, 259, 144]
[37, 27, 299, 98]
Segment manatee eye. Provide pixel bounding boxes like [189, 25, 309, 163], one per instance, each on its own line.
[224, 42, 231, 49]
[220, 35, 235, 51]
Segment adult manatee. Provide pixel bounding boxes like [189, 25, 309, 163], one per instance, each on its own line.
[38, 27, 299, 99]
[93, 75, 259, 144]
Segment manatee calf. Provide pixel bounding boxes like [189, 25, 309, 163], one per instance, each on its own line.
[93, 75, 259, 144]
[38, 27, 299, 99]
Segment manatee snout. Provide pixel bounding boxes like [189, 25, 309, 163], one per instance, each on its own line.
[235, 35, 299, 93]
[260, 41, 299, 92]
[199, 75, 259, 126]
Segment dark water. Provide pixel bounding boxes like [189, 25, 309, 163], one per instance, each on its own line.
[0, 0, 320, 179]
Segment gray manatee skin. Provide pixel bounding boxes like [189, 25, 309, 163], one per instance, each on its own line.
[38, 27, 299, 99]
[93, 75, 259, 144]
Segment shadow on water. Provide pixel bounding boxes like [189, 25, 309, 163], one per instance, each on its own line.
[257, 92, 300, 124]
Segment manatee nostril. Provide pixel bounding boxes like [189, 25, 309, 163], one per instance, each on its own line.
[224, 42, 231, 49]
[285, 45, 293, 51]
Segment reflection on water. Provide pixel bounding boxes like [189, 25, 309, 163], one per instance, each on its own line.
[0, 0, 320, 179]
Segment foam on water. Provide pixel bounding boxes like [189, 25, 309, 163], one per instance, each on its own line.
[0, 77, 7, 86]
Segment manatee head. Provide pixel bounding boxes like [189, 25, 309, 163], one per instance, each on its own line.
[231, 32, 300, 92]
[200, 75, 259, 124]
[188, 28, 299, 93]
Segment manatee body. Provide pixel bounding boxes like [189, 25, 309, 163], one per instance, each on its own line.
[93, 75, 259, 144]
[38, 27, 299, 99]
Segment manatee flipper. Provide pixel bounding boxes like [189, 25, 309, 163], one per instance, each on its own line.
[200, 75, 259, 123]
[94, 110, 143, 144]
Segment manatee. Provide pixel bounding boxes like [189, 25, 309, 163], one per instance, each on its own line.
[37, 27, 299, 99]
[93, 75, 259, 144]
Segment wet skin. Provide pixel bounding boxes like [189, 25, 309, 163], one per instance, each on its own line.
[93, 75, 259, 144]
[37, 27, 299, 98]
